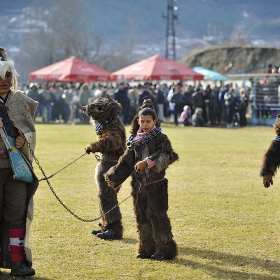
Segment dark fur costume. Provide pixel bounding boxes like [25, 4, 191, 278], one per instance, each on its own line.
[260, 114, 280, 187]
[105, 102, 179, 259]
[84, 95, 126, 238]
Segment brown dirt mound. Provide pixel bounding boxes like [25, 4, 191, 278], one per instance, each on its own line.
[181, 45, 280, 74]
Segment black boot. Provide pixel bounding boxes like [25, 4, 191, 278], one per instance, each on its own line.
[91, 223, 103, 235]
[10, 261, 35, 277]
[151, 254, 165, 261]
[96, 221, 123, 240]
[136, 252, 151, 259]
[96, 229, 121, 240]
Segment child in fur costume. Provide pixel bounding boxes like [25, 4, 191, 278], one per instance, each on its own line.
[105, 102, 179, 260]
[260, 114, 280, 187]
[83, 95, 126, 240]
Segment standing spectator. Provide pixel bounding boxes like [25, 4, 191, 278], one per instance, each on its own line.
[209, 85, 221, 126]
[171, 84, 185, 126]
[127, 85, 139, 124]
[51, 84, 64, 123]
[183, 85, 194, 114]
[161, 83, 170, 119]
[155, 84, 166, 122]
[138, 83, 156, 108]
[70, 95, 84, 124]
[106, 83, 115, 98]
[27, 83, 40, 120]
[39, 84, 53, 123]
[218, 84, 231, 124]
[203, 85, 212, 124]
[93, 83, 105, 99]
[238, 88, 249, 127]
[128, 85, 139, 105]
[67, 84, 79, 123]
[224, 87, 236, 128]
[79, 84, 93, 105]
[64, 84, 77, 106]
[79, 84, 93, 124]
[115, 82, 131, 125]
[192, 85, 204, 116]
[166, 85, 175, 122]
[60, 86, 71, 124]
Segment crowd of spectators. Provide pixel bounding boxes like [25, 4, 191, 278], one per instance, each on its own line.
[23, 80, 255, 128]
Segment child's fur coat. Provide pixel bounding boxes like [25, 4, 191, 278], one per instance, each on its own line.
[105, 100, 179, 259]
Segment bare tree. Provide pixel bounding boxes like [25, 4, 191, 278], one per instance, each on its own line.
[98, 12, 143, 73]
[17, 0, 104, 83]
[16, 0, 144, 84]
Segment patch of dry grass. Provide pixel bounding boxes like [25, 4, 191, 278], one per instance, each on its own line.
[1, 124, 279, 280]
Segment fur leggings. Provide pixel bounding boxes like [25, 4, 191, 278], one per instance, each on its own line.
[132, 178, 177, 259]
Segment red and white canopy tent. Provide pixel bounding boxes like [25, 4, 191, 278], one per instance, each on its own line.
[29, 56, 115, 82]
[111, 54, 204, 81]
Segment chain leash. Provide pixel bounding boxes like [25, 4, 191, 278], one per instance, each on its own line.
[38, 152, 87, 182]
[26, 141, 131, 222]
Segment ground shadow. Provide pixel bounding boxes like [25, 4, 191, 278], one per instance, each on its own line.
[120, 237, 137, 245]
[0, 270, 51, 280]
[169, 246, 280, 280]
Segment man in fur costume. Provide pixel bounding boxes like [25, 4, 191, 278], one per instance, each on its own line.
[260, 114, 280, 187]
[0, 47, 38, 276]
[104, 101, 179, 260]
[83, 95, 126, 240]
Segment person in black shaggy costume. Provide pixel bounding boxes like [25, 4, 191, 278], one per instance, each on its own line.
[260, 114, 280, 187]
[104, 100, 179, 260]
[83, 95, 126, 240]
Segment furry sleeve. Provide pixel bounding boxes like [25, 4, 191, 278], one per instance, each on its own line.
[88, 129, 123, 154]
[153, 134, 179, 173]
[260, 140, 280, 176]
[104, 148, 135, 187]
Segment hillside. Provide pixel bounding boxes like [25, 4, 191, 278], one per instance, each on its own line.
[182, 46, 280, 74]
[1, 0, 280, 44]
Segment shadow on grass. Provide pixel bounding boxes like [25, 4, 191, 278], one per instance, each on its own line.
[0, 270, 51, 280]
[171, 246, 280, 279]
[120, 237, 137, 245]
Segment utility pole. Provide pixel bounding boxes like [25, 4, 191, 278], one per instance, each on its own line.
[162, 0, 178, 61]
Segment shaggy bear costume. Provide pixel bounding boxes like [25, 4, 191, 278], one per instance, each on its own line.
[105, 101, 178, 260]
[260, 114, 280, 187]
[83, 95, 126, 239]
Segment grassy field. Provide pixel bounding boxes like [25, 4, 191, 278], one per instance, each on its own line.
[1, 123, 280, 280]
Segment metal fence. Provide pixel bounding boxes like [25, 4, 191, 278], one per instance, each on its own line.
[227, 73, 280, 126]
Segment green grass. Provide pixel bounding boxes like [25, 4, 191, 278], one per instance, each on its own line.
[1, 124, 280, 279]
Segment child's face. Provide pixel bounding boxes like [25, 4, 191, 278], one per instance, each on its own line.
[137, 115, 157, 133]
